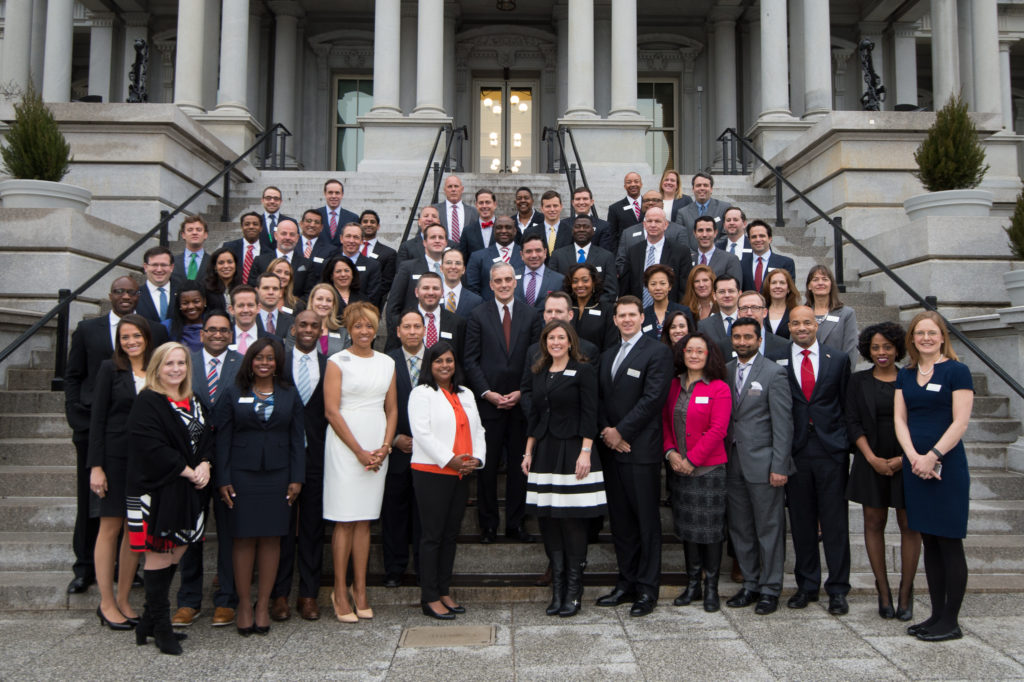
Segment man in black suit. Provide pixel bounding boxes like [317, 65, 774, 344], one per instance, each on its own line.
[717, 206, 752, 260]
[440, 247, 484, 319]
[466, 217, 524, 299]
[620, 207, 692, 306]
[458, 189, 499, 257]
[387, 224, 449, 328]
[135, 246, 180, 324]
[692, 215, 742, 283]
[254, 273, 293, 339]
[595, 295, 673, 617]
[605, 171, 644, 254]
[674, 172, 732, 236]
[172, 215, 210, 285]
[397, 206, 455, 264]
[359, 210, 398, 300]
[784, 306, 852, 615]
[549, 215, 617, 306]
[741, 220, 797, 294]
[736, 290, 790, 361]
[464, 262, 543, 544]
[524, 190, 572, 257]
[564, 186, 611, 251]
[338, 222, 384, 308]
[315, 178, 360, 247]
[222, 212, 266, 286]
[246, 218, 312, 293]
[173, 311, 241, 627]
[297, 209, 339, 295]
[259, 185, 294, 251]
[698, 274, 741, 361]
[382, 310, 426, 587]
[517, 234, 565, 311]
[431, 175, 479, 244]
[512, 186, 544, 236]
[64, 276, 169, 594]
[616, 192, 697, 277]
[385, 272, 465, 357]
[270, 311, 330, 622]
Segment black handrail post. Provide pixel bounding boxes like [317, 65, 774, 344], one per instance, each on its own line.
[278, 130, 287, 169]
[159, 210, 170, 247]
[431, 162, 442, 203]
[774, 173, 785, 227]
[833, 216, 846, 293]
[50, 288, 72, 392]
[454, 128, 465, 173]
[568, 164, 578, 193]
[221, 159, 232, 222]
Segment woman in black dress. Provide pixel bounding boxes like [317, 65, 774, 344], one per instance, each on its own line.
[522, 321, 605, 617]
[642, 264, 694, 340]
[163, 281, 206, 352]
[563, 263, 616, 352]
[126, 342, 213, 655]
[321, 256, 363, 310]
[203, 247, 240, 311]
[215, 337, 305, 636]
[846, 322, 920, 621]
[89, 314, 152, 629]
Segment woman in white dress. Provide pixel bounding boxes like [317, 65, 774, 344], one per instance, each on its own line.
[322, 301, 397, 622]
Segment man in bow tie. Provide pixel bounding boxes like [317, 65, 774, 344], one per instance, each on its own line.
[458, 189, 500, 257]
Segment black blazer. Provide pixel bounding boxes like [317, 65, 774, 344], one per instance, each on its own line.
[765, 307, 791, 339]
[259, 213, 296, 251]
[214, 382, 306, 487]
[190, 349, 243, 412]
[763, 331, 791, 362]
[621, 239, 693, 303]
[87, 361, 139, 469]
[845, 368, 899, 458]
[512, 210, 545, 236]
[384, 307, 466, 359]
[386, 346, 418, 473]
[642, 302, 695, 341]
[572, 301, 619, 353]
[348, 254, 384, 308]
[787, 342, 851, 458]
[597, 333, 674, 464]
[297, 238, 340, 296]
[396, 235, 460, 264]
[699, 312, 737, 361]
[315, 206, 360, 247]
[458, 218, 497, 258]
[740, 251, 797, 294]
[126, 389, 213, 498]
[466, 244, 525, 298]
[548, 243, 618, 307]
[247, 251, 313, 298]
[605, 197, 643, 254]
[386, 259, 434, 329]
[369, 242, 398, 301]
[221, 237, 263, 277]
[526, 360, 598, 441]
[135, 281, 181, 324]
[283, 350, 329, 470]
[520, 341, 600, 420]
[453, 288, 484, 320]
[523, 221, 573, 255]
[255, 309, 295, 340]
[464, 300, 542, 420]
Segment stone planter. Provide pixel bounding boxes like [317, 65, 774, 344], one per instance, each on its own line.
[0, 179, 92, 212]
[903, 188, 993, 221]
[1003, 269, 1024, 308]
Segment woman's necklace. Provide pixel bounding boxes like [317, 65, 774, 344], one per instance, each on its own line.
[917, 355, 944, 376]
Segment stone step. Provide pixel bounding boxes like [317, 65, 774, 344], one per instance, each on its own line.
[973, 395, 1010, 418]
[30, 349, 56, 370]
[0, 390, 65, 413]
[0, 438, 76, 466]
[0, 498, 76, 532]
[5, 369, 54, 391]
[968, 470, 1024, 500]
[0, 466, 75, 497]
[972, 373, 991, 395]
[967, 443, 1009, 469]
[0, 414, 72, 439]
[965, 418, 1021, 444]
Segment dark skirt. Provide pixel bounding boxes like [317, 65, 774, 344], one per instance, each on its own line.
[525, 436, 606, 518]
[95, 455, 129, 518]
[229, 467, 290, 538]
[669, 465, 727, 543]
[847, 457, 906, 509]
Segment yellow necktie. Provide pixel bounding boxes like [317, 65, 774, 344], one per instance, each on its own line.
[548, 225, 557, 254]
[446, 291, 457, 313]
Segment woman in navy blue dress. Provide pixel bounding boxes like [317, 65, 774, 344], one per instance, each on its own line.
[894, 311, 974, 642]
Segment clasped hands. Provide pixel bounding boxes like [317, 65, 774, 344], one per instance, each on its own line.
[185, 461, 211, 490]
[910, 451, 941, 480]
[600, 427, 631, 453]
[447, 454, 482, 475]
[358, 446, 390, 472]
[485, 390, 520, 410]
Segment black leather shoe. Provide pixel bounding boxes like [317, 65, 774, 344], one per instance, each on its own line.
[754, 595, 779, 615]
[479, 529, 496, 544]
[96, 606, 134, 630]
[422, 602, 456, 620]
[67, 576, 93, 594]
[383, 576, 402, 588]
[445, 603, 466, 614]
[726, 589, 760, 608]
[595, 588, 635, 607]
[629, 594, 656, 617]
[907, 620, 932, 636]
[786, 590, 819, 609]
[915, 625, 962, 642]
[252, 624, 270, 635]
[505, 527, 536, 543]
[827, 594, 849, 615]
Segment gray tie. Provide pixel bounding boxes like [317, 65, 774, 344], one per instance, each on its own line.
[642, 245, 656, 308]
[408, 356, 420, 385]
[736, 363, 748, 392]
[296, 354, 313, 405]
[611, 340, 631, 378]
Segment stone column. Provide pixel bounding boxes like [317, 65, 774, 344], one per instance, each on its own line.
[712, 11, 738, 134]
[594, 4, 611, 117]
[759, 0, 790, 119]
[609, 0, 639, 117]
[444, 2, 458, 119]
[155, 41, 176, 104]
[247, 6, 265, 117]
[802, 0, 832, 118]
[87, 13, 117, 102]
[892, 22, 919, 108]
[367, 0, 402, 115]
[215, 0, 251, 113]
[42, 0, 74, 102]
[121, 13, 150, 102]
[413, 0, 445, 116]
[270, 1, 302, 134]
[930, 0, 959, 109]
[1000, 41, 1014, 131]
[400, 2, 418, 114]
[174, 0, 206, 113]
[1, 0, 33, 92]
[30, 0, 47, 92]
[971, 0, 1001, 115]
[957, 0, 973, 108]
[859, 22, 886, 110]
[555, 2, 569, 116]
[564, 0, 596, 118]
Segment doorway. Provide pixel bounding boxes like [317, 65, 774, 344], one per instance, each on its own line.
[474, 78, 539, 174]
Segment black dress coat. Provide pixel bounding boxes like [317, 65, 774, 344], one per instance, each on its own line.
[526, 360, 598, 441]
[87, 361, 140, 515]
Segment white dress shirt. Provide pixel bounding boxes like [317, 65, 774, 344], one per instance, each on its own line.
[107, 311, 121, 347]
[643, 235, 666, 264]
[234, 324, 256, 349]
[791, 340, 821, 392]
[291, 346, 321, 385]
[696, 245, 717, 265]
[443, 281, 463, 307]
[145, 280, 170, 316]
[445, 200, 465, 230]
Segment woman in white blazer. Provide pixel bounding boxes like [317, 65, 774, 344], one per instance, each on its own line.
[806, 265, 859, 367]
[408, 340, 486, 620]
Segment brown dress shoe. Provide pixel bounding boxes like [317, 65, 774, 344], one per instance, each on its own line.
[211, 607, 235, 627]
[172, 607, 200, 627]
[270, 596, 291, 621]
[297, 597, 321, 621]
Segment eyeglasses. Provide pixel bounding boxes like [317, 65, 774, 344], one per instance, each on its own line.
[737, 305, 764, 312]
[111, 289, 139, 296]
[202, 327, 232, 335]
[146, 262, 171, 269]
[914, 330, 941, 338]
[263, 195, 282, 201]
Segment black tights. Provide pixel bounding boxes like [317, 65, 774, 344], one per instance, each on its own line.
[920, 532, 968, 632]
[539, 517, 589, 563]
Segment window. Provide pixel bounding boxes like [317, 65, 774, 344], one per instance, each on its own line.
[638, 81, 676, 175]
[333, 78, 373, 171]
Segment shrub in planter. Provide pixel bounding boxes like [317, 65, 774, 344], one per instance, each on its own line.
[913, 93, 988, 192]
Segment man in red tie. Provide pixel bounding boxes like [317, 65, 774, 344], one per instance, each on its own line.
[605, 171, 644, 254]
[784, 306, 852, 616]
[220, 212, 264, 287]
[315, 179, 359, 247]
[741, 220, 796, 294]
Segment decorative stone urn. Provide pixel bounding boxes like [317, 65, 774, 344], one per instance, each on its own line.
[1003, 268, 1024, 308]
[903, 188, 993, 221]
[0, 179, 92, 212]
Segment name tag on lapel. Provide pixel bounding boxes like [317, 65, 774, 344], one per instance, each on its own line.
[280, 306, 293, 315]
[340, 355, 351, 361]
[695, 396, 709, 404]
[328, 332, 341, 338]
[632, 230, 642, 238]
[825, 315, 840, 322]
[228, 344, 238, 352]
[926, 383, 942, 392]
[412, 274, 421, 280]
[588, 309, 602, 316]
[313, 256, 324, 264]
[369, 252, 379, 259]
[515, 274, 522, 280]
[492, 257, 503, 263]
[357, 266, 367, 272]
[440, 331, 453, 339]
[777, 358, 789, 366]
[238, 396, 254, 404]
[714, 216, 721, 223]
[626, 368, 641, 378]
[564, 369, 577, 377]
[595, 266, 603, 272]
[642, 324, 653, 333]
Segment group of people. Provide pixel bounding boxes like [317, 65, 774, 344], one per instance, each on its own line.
[63, 172, 974, 655]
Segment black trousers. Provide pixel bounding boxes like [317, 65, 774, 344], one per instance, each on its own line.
[177, 489, 237, 608]
[71, 432, 99, 580]
[601, 449, 662, 600]
[477, 410, 528, 533]
[380, 462, 421, 579]
[273, 456, 325, 600]
[786, 432, 851, 596]
[413, 470, 468, 603]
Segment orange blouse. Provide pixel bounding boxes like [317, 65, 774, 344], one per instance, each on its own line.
[411, 387, 474, 477]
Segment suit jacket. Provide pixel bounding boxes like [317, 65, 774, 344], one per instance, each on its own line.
[695, 249, 742, 283]
[384, 307, 465, 359]
[523, 221, 573, 255]
[516, 267, 565, 311]
[621, 239, 692, 303]
[525, 360, 598, 441]
[464, 300, 542, 420]
[297, 238, 339, 296]
[675, 198, 732, 235]
[256, 309, 295, 340]
[716, 235, 752, 260]
[386, 258, 436, 328]
[512, 209, 545, 235]
[283, 349, 329, 468]
[348, 253, 384, 308]
[572, 301, 619, 353]
[259, 213, 296, 251]
[315, 206, 360, 247]
[519, 340, 601, 420]
[642, 301, 695, 341]
[699, 312, 738, 361]
[87, 361, 140, 469]
[763, 331, 791, 362]
[458, 218, 497, 258]
[616, 221, 698, 277]
[452, 287, 484, 320]
[221, 238, 263, 279]
[368, 241, 398, 301]
[725, 353, 795, 483]
[466, 244, 525, 298]
[765, 307, 791, 339]
[597, 333, 674, 464]
[135, 281, 181, 324]
[605, 197, 643, 254]
[845, 368, 898, 460]
[64, 315, 168, 432]
[815, 305, 859, 368]
[786, 341, 851, 458]
[661, 377, 732, 466]
[396, 235, 459, 264]
[190, 349, 242, 412]
[431, 200, 479, 236]
[548, 243, 618, 307]
[214, 382, 306, 487]
[172, 250, 210, 286]
[385, 346, 417, 473]
[740, 251, 797, 294]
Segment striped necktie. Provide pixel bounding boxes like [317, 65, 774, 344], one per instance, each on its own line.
[207, 358, 220, 401]
[296, 354, 313, 405]
[408, 356, 420, 385]
[446, 291, 457, 313]
[642, 245, 656, 308]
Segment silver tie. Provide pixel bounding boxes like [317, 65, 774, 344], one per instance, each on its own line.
[642, 245, 656, 308]
[296, 354, 313, 405]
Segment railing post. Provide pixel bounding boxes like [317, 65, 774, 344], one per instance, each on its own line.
[833, 216, 846, 293]
[221, 160, 232, 222]
[568, 164, 578, 193]
[50, 289, 72, 392]
[925, 295, 938, 310]
[159, 210, 170, 247]
[431, 162, 442, 204]
[454, 129, 465, 173]
[774, 174, 786, 227]
[278, 129, 287, 170]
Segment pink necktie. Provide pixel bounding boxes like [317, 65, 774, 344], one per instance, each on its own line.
[450, 207, 461, 242]
[633, 200, 641, 221]
[303, 239, 312, 259]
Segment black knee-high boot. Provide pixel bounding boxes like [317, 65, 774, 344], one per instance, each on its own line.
[145, 565, 183, 655]
[701, 542, 722, 612]
[546, 551, 566, 616]
[136, 566, 187, 646]
[674, 542, 703, 606]
[560, 519, 589, 617]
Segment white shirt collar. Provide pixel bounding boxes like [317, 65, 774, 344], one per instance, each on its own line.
[203, 348, 228, 368]
[698, 245, 716, 258]
[753, 248, 773, 262]
[402, 345, 425, 364]
[495, 298, 514, 317]
[444, 281, 463, 297]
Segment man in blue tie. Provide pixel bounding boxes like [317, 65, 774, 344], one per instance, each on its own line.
[136, 246, 179, 323]
[675, 173, 732, 237]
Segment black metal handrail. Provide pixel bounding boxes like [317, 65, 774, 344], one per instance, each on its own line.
[716, 129, 749, 175]
[542, 125, 597, 219]
[0, 123, 292, 387]
[400, 124, 467, 245]
[718, 127, 1024, 401]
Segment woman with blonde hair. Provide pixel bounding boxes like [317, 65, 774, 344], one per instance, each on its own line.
[266, 257, 302, 313]
[659, 169, 692, 223]
[683, 265, 718, 321]
[304, 283, 352, 356]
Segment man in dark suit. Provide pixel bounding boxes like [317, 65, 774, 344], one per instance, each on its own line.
[736, 291, 790, 361]
[246, 219, 313, 296]
[524, 190, 572, 257]
[512, 186, 544, 236]
[258, 185, 295, 251]
[270, 311, 330, 622]
[254, 273, 294, 339]
[517, 234, 565, 311]
[674, 172, 732, 236]
[741, 220, 797, 294]
[595, 295, 673, 617]
[135, 246, 180, 324]
[692, 215, 742, 283]
[431, 175, 479, 244]
[620, 207, 692, 306]
[227, 284, 265, 353]
[382, 310, 426, 587]
[698, 275, 741, 361]
[335, 222, 384, 308]
[466, 217, 524, 298]
[605, 171, 644, 254]
[616, 192, 698, 277]
[565, 186, 612, 250]
[548, 215, 618, 307]
[458, 189, 499, 257]
[64, 276, 169, 594]
[359, 210, 398, 300]
[440, 247, 484, 320]
[723, 317, 794, 616]
[397, 206, 459, 264]
[315, 178, 360, 246]
[222, 212, 266, 286]
[297, 209, 339, 295]
[387, 224, 449, 328]
[173, 311, 241, 627]
[385, 272, 465, 357]
[784, 306, 852, 615]
[464, 262, 543, 544]
[716, 206, 752, 260]
[172, 215, 211, 285]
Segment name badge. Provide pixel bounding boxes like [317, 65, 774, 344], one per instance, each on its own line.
[632, 230, 642, 238]
[825, 315, 840, 322]
[357, 266, 366, 272]
[777, 358, 789, 366]
[564, 369, 577, 377]
[515, 274, 522, 280]
[493, 257, 503, 263]
[313, 256, 324, 264]
[340, 355, 351, 362]
[412, 274, 421, 280]
[595, 266, 603, 272]
[588, 309, 602, 316]
[714, 216, 721, 222]
[328, 332, 341, 338]
[440, 331, 453, 339]
[369, 252, 379, 259]
[228, 344, 238, 351]
[926, 383, 942, 392]
[695, 396, 709, 404]
[238, 396, 254, 404]
[642, 324, 653, 333]
[626, 368, 641, 378]
[280, 306, 293, 315]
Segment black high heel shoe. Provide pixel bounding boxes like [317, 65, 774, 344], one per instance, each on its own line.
[422, 602, 456, 620]
[876, 582, 895, 619]
[896, 582, 914, 622]
[97, 605, 134, 630]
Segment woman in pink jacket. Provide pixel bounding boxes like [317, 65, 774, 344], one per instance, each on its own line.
[661, 331, 732, 612]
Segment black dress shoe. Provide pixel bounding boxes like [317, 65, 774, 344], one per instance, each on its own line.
[96, 606, 134, 630]
[916, 625, 963, 642]
[754, 595, 779, 615]
[786, 590, 819, 609]
[67, 576, 93, 594]
[595, 588, 636, 607]
[629, 594, 656, 617]
[505, 527, 536, 543]
[236, 625, 254, 637]
[445, 603, 466, 614]
[383, 576, 402, 588]
[828, 594, 849, 615]
[252, 624, 270, 635]
[726, 589, 760, 608]
[422, 602, 456, 620]
[479, 529, 496, 544]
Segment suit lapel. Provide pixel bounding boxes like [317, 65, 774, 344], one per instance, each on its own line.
[737, 355, 765, 408]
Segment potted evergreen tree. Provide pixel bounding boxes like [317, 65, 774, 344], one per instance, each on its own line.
[1003, 190, 1024, 307]
[903, 93, 992, 220]
[0, 82, 91, 211]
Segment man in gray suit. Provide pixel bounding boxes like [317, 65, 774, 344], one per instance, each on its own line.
[616, 191, 697, 277]
[692, 215, 741, 283]
[723, 317, 794, 616]
[674, 172, 731, 236]
[431, 175, 479, 244]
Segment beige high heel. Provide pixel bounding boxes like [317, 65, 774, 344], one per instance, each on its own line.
[331, 591, 358, 623]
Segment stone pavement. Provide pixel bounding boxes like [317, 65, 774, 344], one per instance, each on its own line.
[4, 592, 1024, 681]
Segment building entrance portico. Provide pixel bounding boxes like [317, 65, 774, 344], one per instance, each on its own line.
[474, 78, 539, 174]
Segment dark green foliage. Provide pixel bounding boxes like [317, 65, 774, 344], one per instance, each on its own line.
[1, 82, 72, 181]
[913, 93, 988, 192]
[1006, 190, 1024, 260]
